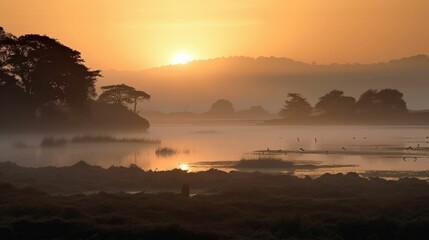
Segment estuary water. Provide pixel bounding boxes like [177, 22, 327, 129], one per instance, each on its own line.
[2, 125, 429, 179]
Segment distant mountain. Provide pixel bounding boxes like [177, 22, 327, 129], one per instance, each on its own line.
[100, 55, 429, 113]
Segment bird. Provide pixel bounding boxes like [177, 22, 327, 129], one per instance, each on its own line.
[314, 138, 318, 143]
[414, 157, 418, 162]
[299, 148, 305, 152]
[406, 146, 413, 150]
[417, 144, 420, 148]
[403, 157, 406, 162]
[297, 137, 300, 142]
[342, 147, 346, 151]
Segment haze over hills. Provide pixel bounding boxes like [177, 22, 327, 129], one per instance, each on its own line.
[100, 55, 429, 113]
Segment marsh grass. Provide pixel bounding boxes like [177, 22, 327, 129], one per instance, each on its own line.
[2, 166, 429, 239]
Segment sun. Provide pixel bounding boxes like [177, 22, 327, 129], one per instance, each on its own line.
[171, 52, 194, 65]
[178, 163, 190, 171]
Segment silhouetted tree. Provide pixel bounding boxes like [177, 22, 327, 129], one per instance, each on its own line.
[0, 69, 15, 87]
[1, 29, 101, 112]
[279, 93, 312, 118]
[377, 89, 407, 113]
[98, 84, 150, 113]
[357, 89, 407, 115]
[0, 29, 49, 121]
[0, 27, 17, 87]
[315, 90, 356, 116]
[0, 69, 32, 122]
[208, 99, 235, 116]
[356, 89, 379, 114]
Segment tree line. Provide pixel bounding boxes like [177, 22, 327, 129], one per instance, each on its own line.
[0, 27, 100, 116]
[0, 27, 149, 128]
[280, 89, 407, 120]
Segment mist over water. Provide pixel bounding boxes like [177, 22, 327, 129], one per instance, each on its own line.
[2, 125, 429, 178]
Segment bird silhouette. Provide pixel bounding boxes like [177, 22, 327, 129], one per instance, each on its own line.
[403, 157, 406, 161]
[406, 146, 413, 150]
[314, 138, 318, 143]
[414, 157, 418, 162]
[297, 137, 300, 142]
[299, 148, 305, 152]
[342, 147, 346, 151]
[417, 144, 420, 148]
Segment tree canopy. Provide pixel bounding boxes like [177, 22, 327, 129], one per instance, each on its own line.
[279, 93, 312, 118]
[357, 89, 407, 115]
[0, 28, 101, 112]
[208, 99, 235, 116]
[279, 89, 409, 123]
[315, 90, 356, 116]
[0, 27, 151, 131]
[98, 84, 150, 113]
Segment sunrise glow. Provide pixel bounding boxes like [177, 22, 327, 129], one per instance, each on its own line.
[171, 52, 194, 65]
[178, 163, 190, 171]
[2, 1, 429, 238]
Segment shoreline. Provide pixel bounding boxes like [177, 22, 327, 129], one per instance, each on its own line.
[1, 160, 429, 194]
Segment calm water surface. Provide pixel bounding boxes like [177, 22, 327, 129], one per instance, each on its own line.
[2, 125, 429, 178]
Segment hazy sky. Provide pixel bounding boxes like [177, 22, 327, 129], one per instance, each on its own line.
[2, 0, 429, 70]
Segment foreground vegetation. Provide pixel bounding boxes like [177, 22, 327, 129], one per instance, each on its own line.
[1, 162, 429, 239]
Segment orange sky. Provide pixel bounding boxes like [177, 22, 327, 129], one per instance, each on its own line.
[1, 0, 429, 70]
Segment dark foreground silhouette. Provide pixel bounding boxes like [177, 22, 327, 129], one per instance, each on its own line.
[1, 162, 429, 239]
[0, 27, 150, 132]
